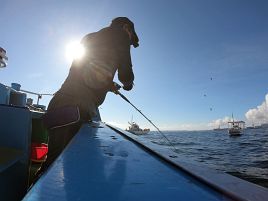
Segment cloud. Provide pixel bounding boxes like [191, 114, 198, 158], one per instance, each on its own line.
[245, 93, 268, 124]
[208, 116, 231, 128]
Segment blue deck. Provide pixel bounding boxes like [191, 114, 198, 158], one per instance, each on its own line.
[23, 123, 233, 201]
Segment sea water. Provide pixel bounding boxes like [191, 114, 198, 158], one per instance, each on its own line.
[141, 128, 268, 188]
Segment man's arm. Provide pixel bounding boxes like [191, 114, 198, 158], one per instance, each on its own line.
[117, 36, 134, 91]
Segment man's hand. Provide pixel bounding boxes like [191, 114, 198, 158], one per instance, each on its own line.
[123, 83, 133, 91]
[110, 82, 121, 94]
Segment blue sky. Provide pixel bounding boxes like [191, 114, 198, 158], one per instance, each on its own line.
[1, 0, 268, 130]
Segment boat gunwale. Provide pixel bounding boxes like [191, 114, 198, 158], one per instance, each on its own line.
[106, 123, 268, 201]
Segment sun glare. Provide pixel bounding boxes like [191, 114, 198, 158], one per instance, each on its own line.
[65, 41, 85, 62]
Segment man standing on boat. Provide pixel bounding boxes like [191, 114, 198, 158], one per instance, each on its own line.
[43, 17, 139, 168]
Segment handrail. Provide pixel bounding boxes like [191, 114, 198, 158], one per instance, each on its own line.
[3, 84, 54, 105]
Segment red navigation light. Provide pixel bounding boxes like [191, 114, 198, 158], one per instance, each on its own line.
[31, 143, 48, 162]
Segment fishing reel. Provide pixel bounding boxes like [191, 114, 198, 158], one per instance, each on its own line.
[111, 82, 122, 94]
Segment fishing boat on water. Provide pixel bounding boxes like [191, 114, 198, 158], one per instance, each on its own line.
[228, 114, 245, 136]
[1, 47, 268, 201]
[228, 121, 245, 136]
[126, 121, 150, 135]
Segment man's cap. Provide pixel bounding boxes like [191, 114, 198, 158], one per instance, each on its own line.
[111, 17, 139, 48]
[111, 17, 134, 28]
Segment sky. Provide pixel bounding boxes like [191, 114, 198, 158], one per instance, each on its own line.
[1, 0, 268, 130]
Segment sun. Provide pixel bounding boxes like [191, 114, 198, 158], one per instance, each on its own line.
[65, 41, 85, 62]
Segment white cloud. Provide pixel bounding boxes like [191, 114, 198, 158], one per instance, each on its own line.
[208, 93, 268, 129]
[208, 116, 232, 129]
[245, 93, 268, 124]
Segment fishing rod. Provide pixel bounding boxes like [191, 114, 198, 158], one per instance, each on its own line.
[113, 83, 176, 151]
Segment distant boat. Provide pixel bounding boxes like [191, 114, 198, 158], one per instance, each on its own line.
[254, 125, 262, 129]
[126, 121, 150, 135]
[247, 123, 264, 129]
[246, 123, 256, 129]
[246, 126, 255, 129]
[260, 123, 268, 128]
[246, 123, 259, 129]
[213, 125, 223, 131]
[228, 114, 245, 136]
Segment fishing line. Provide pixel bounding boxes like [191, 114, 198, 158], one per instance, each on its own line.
[116, 90, 177, 152]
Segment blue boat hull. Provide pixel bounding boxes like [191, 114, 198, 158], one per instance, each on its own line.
[22, 122, 268, 201]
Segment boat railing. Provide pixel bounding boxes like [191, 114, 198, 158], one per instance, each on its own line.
[3, 83, 54, 105]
